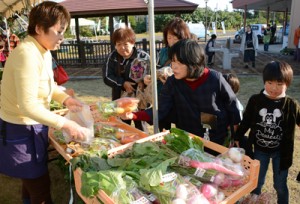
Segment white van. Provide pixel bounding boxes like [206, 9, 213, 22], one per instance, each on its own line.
[251, 24, 266, 43]
[187, 22, 210, 39]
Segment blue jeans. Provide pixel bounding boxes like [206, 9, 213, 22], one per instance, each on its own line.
[264, 43, 269, 51]
[252, 150, 289, 204]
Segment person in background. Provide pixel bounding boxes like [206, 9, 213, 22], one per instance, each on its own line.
[293, 25, 300, 62]
[103, 26, 150, 132]
[0, 26, 20, 67]
[205, 34, 217, 66]
[123, 39, 241, 146]
[0, 2, 89, 203]
[263, 24, 271, 51]
[144, 17, 191, 131]
[270, 23, 277, 44]
[223, 73, 254, 156]
[234, 61, 300, 204]
[223, 73, 243, 119]
[240, 25, 258, 68]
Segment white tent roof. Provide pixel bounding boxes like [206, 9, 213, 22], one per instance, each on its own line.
[70, 18, 96, 27]
[70, 18, 97, 39]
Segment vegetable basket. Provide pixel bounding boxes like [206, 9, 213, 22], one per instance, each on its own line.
[48, 106, 148, 162]
[73, 131, 260, 204]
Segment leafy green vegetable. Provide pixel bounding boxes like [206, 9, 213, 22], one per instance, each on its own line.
[96, 101, 117, 119]
[164, 128, 204, 154]
[71, 154, 111, 172]
[50, 100, 65, 111]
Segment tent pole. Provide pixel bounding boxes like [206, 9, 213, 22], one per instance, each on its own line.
[146, 0, 159, 134]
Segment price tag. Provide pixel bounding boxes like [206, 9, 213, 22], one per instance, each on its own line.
[162, 172, 177, 183]
[131, 196, 150, 204]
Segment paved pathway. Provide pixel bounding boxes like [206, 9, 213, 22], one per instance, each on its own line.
[204, 41, 300, 75]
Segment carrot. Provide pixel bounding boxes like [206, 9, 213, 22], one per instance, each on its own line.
[115, 132, 138, 139]
[189, 160, 242, 177]
[120, 137, 136, 144]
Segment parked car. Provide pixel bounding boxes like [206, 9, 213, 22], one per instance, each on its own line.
[251, 24, 266, 43]
[233, 27, 244, 43]
[187, 22, 210, 39]
[233, 24, 266, 44]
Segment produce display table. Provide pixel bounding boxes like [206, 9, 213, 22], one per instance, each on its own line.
[72, 132, 260, 204]
[50, 108, 260, 204]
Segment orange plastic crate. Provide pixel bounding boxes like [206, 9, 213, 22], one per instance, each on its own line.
[74, 131, 260, 204]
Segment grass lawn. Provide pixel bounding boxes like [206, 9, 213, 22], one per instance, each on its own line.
[1, 75, 300, 203]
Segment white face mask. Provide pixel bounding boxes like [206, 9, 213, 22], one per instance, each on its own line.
[2, 31, 7, 36]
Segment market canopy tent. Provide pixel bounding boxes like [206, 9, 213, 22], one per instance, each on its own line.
[70, 18, 98, 39]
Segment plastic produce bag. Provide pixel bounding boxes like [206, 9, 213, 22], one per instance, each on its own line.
[63, 104, 94, 144]
[96, 97, 140, 119]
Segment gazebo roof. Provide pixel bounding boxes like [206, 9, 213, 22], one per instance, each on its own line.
[60, 0, 198, 17]
[231, 0, 292, 12]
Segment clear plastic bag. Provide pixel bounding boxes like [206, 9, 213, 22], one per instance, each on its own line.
[63, 104, 94, 144]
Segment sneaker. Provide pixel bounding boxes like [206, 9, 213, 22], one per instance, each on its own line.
[207, 62, 213, 66]
[244, 65, 249, 68]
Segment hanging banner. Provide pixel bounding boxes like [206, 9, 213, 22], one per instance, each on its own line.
[212, 22, 216, 34]
[105, 16, 109, 32]
[97, 19, 101, 32]
[221, 21, 226, 34]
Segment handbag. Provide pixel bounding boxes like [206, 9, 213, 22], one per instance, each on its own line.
[53, 59, 69, 85]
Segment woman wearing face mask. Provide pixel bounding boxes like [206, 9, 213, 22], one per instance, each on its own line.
[0, 2, 89, 203]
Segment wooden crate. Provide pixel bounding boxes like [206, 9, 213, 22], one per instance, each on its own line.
[74, 131, 260, 204]
[49, 107, 148, 162]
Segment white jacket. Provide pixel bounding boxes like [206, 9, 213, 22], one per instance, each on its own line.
[240, 31, 259, 56]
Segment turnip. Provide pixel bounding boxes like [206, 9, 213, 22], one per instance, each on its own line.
[213, 172, 225, 186]
[216, 191, 225, 202]
[171, 198, 186, 204]
[187, 194, 210, 204]
[175, 184, 188, 200]
[227, 147, 244, 163]
[201, 183, 218, 199]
